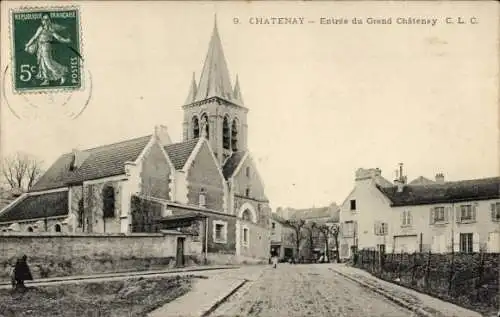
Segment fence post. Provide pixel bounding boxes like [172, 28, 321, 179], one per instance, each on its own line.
[411, 251, 417, 285]
[448, 249, 455, 296]
[398, 251, 402, 281]
[425, 250, 431, 289]
[476, 250, 485, 302]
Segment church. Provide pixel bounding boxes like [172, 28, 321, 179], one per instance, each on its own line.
[0, 19, 272, 262]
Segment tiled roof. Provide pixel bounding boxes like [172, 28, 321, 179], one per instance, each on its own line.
[378, 177, 500, 206]
[0, 191, 68, 222]
[164, 139, 200, 170]
[30, 135, 152, 192]
[222, 151, 246, 179]
[287, 204, 340, 222]
[409, 176, 436, 186]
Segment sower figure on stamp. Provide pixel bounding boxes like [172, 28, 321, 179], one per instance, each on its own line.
[13, 255, 33, 289]
[24, 14, 71, 86]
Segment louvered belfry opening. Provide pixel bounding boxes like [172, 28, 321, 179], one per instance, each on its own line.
[231, 119, 238, 151]
[192, 116, 200, 139]
[223, 116, 230, 149]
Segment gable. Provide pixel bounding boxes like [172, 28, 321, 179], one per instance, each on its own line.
[31, 135, 152, 192]
[185, 141, 224, 186]
[232, 154, 268, 201]
[140, 141, 172, 200]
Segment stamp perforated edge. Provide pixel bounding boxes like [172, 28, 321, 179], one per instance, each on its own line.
[8, 5, 85, 95]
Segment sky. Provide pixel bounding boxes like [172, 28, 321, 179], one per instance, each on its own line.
[1, 1, 498, 211]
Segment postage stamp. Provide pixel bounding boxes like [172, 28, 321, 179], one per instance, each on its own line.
[10, 6, 82, 93]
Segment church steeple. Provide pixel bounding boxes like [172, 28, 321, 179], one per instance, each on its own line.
[194, 16, 233, 101]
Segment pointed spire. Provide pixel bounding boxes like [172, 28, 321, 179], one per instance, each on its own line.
[233, 74, 243, 105]
[195, 16, 233, 102]
[185, 72, 197, 104]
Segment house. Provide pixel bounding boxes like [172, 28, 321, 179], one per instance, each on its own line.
[276, 203, 340, 261]
[338, 168, 394, 259]
[0, 18, 272, 263]
[379, 175, 500, 254]
[270, 212, 296, 261]
[338, 165, 500, 260]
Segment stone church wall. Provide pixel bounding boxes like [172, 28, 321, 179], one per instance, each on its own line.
[0, 233, 201, 282]
[140, 141, 172, 200]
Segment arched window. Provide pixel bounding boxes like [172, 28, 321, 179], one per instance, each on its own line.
[242, 209, 252, 221]
[27, 227, 33, 232]
[231, 119, 238, 151]
[245, 166, 250, 177]
[77, 199, 84, 228]
[192, 116, 200, 139]
[223, 116, 230, 150]
[54, 224, 61, 232]
[201, 113, 209, 139]
[102, 185, 115, 218]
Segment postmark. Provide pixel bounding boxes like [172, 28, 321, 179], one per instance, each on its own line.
[10, 6, 83, 94]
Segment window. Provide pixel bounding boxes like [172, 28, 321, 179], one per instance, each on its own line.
[102, 185, 115, 218]
[201, 113, 209, 139]
[77, 199, 84, 228]
[246, 167, 250, 177]
[27, 227, 33, 232]
[245, 187, 250, 197]
[54, 224, 61, 233]
[460, 233, 473, 253]
[432, 206, 446, 223]
[271, 222, 276, 229]
[350, 200, 356, 211]
[222, 116, 230, 150]
[199, 189, 206, 207]
[343, 221, 356, 237]
[492, 202, 500, 222]
[192, 116, 200, 139]
[231, 119, 238, 151]
[243, 227, 249, 247]
[402, 210, 412, 226]
[213, 220, 227, 243]
[374, 222, 388, 235]
[242, 209, 252, 222]
[460, 205, 473, 221]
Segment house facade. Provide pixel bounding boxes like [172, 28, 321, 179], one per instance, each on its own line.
[270, 212, 296, 261]
[0, 19, 271, 263]
[339, 166, 500, 260]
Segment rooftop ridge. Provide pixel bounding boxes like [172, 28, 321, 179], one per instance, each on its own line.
[69, 134, 152, 154]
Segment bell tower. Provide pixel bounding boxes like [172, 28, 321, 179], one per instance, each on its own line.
[181, 17, 248, 165]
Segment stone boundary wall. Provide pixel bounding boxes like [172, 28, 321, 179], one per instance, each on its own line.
[0, 233, 202, 281]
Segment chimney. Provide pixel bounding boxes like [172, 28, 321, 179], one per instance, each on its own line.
[70, 148, 89, 170]
[394, 163, 406, 192]
[435, 173, 445, 184]
[154, 125, 172, 147]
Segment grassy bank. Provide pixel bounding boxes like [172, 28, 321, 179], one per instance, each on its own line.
[0, 275, 200, 317]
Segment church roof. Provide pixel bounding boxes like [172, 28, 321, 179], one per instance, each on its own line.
[222, 151, 246, 179]
[30, 135, 152, 192]
[0, 190, 68, 223]
[195, 19, 234, 102]
[377, 177, 500, 207]
[164, 139, 200, 170]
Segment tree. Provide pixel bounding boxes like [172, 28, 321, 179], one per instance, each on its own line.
[305, 221, 317, 261]
[317, 223, 340, 263]
[286, 218, 306, 261]
[1, 152, 43, 191]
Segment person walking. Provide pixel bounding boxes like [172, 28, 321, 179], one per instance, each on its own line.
[272, 254, 278, 268]
[13, 255, 33, 289]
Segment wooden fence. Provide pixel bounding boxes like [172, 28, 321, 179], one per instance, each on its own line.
[352, 249, 499, 312]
